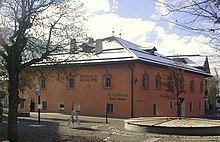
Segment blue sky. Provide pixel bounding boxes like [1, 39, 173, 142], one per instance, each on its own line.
[82, 0, 220, 74]
[113, 0, 155, 20]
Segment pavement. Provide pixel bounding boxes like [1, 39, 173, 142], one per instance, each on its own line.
[2, 112, 220, 141]
[30, 111, 220, 136]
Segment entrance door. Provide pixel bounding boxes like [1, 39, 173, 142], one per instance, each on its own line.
[153, 104, 157, 116]
[30, 100, 35, 112]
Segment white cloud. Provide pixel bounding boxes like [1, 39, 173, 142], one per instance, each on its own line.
[84, 4, 220, 74]
[85, 13, 156, 41]
[86, 12, 212, 56]
[111, 0, 119, 12]
[82, 0, 111, 13]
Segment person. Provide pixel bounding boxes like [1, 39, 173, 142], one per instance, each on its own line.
[0, 103, 3, 123]
[67, 109, 80, 125]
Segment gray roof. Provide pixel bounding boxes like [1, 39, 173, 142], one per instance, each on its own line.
[38, 36, 211, 77]
[167, 55, 207, 67]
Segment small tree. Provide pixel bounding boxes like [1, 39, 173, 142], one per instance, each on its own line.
[206, 77, 218, 110]
[162, 64, 186, 118]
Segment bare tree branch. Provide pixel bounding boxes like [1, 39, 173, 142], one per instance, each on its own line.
[157, 0, 220, 48]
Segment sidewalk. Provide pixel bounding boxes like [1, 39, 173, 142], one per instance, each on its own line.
[31, 112, 220, 136]
[29, 112, 120, 122]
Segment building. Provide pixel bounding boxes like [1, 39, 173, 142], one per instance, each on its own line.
[167, 55, 211, 110]
[22, 36, 211, 118]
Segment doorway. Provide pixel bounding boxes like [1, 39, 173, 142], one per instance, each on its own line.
[153, 104, 157, 116]
[30, 99, 35, 112]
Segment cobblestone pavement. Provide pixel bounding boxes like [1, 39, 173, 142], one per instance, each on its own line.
[1, 113, 220, 142]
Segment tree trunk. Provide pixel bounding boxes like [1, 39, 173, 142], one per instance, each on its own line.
[6, 56, 20, 142]
[177, 96, 180, 118]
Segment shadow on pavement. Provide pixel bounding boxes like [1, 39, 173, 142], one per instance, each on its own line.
[72, 127, 100, 131]
[0, 116, 61, 142]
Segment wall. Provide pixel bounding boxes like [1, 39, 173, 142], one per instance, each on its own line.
[133, 63, 205, 117]
[23, 62, 206, 118]
[25, 63, 132, 118]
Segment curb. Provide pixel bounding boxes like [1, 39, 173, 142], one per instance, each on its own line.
[124, 118, 220, 136]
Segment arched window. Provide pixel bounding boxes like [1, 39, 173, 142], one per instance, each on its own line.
[142, 72, 149, 90]
[179, 76, 184, 92]
[155, 73, 161, 90]
[190, 78, 194, 92]
[200, 80, 204, 93]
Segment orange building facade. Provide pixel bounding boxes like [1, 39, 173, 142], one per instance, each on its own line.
[21, 36, 211, 118]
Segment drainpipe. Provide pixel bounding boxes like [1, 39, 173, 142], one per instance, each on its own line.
[128, 65, 134, 118]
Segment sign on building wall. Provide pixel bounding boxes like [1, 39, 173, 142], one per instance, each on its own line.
[108, 93, 128, 101]
[79, 74, 98, 82]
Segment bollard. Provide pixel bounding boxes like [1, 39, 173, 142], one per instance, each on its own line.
[0, 103, 3, 123]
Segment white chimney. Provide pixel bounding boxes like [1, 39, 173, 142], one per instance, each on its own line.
[95, 39, 102, 54]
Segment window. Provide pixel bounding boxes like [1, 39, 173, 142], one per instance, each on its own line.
[190, 79, 194, 92]
[142, 72, 149, 89]
[40, 78, 46, 89]
[189, 102, 193, 112]
[106, 103, 113, 114]
[153, 104, 157, 116]
[170, 101, 173, 109]
[155, 73, 161, 90]
[58, 103, 64, 111]
[42, 101, 47, 110]
[200, 80, 204, 93]
[179, 77, 184, 92]
[102, 73, 112, 89]
[199, 102, 201, 111]
[67, 78, 74, 88]
[19, 99, 25, 109]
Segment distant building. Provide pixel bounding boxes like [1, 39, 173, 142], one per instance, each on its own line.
[21, 36, 211, 118]
[215, 77, 220, 109]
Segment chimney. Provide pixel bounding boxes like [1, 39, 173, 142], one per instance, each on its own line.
[70, 38, 77, 52]
[88, 37, 94, 44]
[95, 39, 102, 54]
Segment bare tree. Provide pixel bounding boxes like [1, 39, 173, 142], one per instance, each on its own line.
[0, 0, 86, 141]
[157, 0, 220, 48]
[162, 63, 186, 118]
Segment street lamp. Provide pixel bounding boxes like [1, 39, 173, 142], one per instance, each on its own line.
[35, 84, 41, 123]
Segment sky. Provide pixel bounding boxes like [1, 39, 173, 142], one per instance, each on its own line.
[82, 0, 220, 75]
